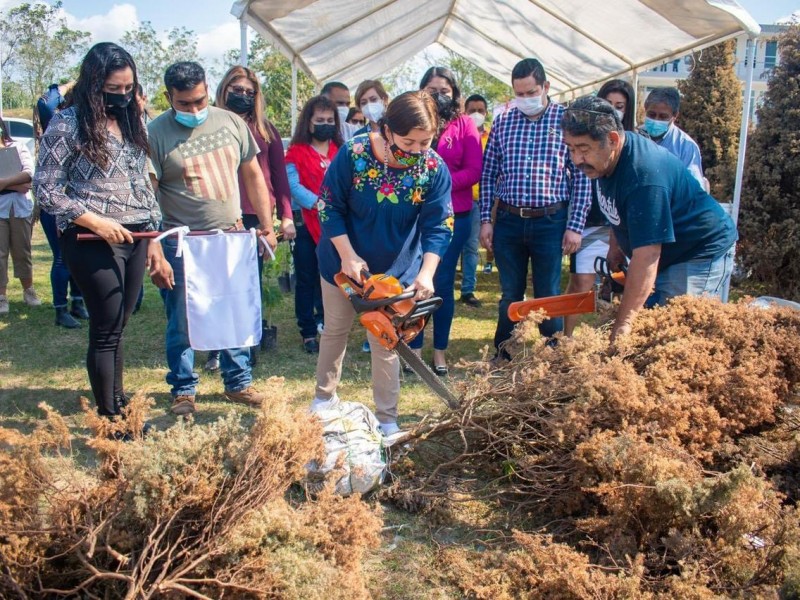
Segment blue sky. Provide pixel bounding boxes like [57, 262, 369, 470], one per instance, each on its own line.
[2, 0, 798, 65]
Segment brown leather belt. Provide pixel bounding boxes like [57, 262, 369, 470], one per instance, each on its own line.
[497, 200, 566, 218]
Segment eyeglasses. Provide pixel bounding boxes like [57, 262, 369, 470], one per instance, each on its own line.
[350, 119, 366, 126]
[563, 106, 620, 125]
[229, 85, 257, 97]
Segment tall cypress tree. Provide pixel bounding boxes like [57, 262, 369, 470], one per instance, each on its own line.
[739, 24, 800, 301]
[678, 39, 742, 201]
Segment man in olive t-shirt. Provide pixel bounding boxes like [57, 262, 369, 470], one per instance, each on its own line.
[146, 61, 277, 416]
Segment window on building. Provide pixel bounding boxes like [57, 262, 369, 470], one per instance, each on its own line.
[765, 40, 778, 69]
[659, 63, 667, 72]
[672, 59, 680, 72]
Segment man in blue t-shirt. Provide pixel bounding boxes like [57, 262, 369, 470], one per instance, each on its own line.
[560, 95, 737, 341]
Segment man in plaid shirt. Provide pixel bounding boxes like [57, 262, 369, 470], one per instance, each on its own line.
[479, 58, 591, 359]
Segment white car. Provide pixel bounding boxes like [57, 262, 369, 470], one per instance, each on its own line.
[4, 117, 36, 156]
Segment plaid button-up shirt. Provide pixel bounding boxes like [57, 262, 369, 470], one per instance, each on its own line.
[479, 102, 591, 233]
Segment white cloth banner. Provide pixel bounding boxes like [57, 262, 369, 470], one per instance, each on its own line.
[179, 229, 262, 351]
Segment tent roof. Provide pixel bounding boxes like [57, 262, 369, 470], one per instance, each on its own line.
[231, 0, 760, 97]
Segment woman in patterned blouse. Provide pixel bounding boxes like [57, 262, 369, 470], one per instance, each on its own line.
[34, 42, 161, 427]
[311, 91, 453, 440]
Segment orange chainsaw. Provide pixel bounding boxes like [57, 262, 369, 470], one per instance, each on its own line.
[334, 271, 459, 409]
[507, 257, 626, 322]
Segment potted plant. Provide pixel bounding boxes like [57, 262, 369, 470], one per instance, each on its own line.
[260, 243, 285, 352]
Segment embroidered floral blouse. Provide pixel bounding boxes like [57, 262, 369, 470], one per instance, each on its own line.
[316, 134, 453, 287]
[33, 106, 160, 233]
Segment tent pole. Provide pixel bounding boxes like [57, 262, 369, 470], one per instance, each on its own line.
[722, 34, 757, 303]
[240, 20, 248, 66]
[291, 57, 298, 134]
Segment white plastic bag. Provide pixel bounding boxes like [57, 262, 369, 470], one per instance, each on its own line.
[308, 400, 387, 496]
[180, 229, 262, 351]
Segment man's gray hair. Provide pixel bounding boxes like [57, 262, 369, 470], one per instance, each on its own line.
[644, 87, 680, 114]
[560, 95, 622, 142]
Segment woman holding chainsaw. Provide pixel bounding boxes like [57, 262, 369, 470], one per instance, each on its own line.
[312, 91, 453, 439]
[33, 43, 160, 427]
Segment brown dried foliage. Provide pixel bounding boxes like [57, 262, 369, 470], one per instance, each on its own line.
[0, 392, 382, 599]
[392, 297, 800, 597]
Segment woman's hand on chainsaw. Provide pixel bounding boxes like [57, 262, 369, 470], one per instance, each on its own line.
[405, 252, 439, 300]
[341, 254, 369, 283]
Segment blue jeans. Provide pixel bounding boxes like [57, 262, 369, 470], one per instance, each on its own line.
[493, 206, 567, 351]
[293, 220, 323, 339]
[40, 210, 82, 307]
[160, 238, 252, 397]
[460, 204, 480, 294]
[648, 245, 735, 307]
[427, 211, 473, 350]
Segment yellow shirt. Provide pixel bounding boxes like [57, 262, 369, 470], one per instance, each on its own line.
[472, 126, 490, 202]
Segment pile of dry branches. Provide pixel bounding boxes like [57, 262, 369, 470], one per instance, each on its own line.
[0, 392, 382, 599]
[387, 297, 800, 598]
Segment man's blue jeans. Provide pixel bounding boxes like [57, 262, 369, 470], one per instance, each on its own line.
[648, 244, 735, 307]
[160, 238, 252, 397]
[460, 204, 480, 295]
[492, 206, 567, 352]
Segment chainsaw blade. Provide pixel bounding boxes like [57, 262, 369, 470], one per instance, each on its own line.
[395, 341, 459, 409]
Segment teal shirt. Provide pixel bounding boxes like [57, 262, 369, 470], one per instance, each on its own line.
[597, 132, 736, 270]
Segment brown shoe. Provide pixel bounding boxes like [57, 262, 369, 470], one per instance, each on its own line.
[171, 394, 196, 415]
[224, 386, 264, 407]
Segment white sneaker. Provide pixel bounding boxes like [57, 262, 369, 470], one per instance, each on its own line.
[0, 295, 8, 314]
[310, 394, 340, 412]
[379, 421, 407, 446]
[23, 287, 42, 306]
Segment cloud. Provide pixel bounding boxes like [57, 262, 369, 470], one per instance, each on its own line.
[776, 10, 800, 24]
[63, 3, 140, 44]
[197, 20, 241, 64]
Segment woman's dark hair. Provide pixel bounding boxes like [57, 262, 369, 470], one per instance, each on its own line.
[597, 79, 636, 131]
[71, 42, 147, 167]
[379, 91, 438, 139]
[346, 107, 363, 123]
[289, 95, 343, 148]
[419, 66, 461, 125]
[0, 116, 13, 144]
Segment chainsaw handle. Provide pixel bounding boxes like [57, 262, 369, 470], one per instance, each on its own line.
[349, 290, 417, 314]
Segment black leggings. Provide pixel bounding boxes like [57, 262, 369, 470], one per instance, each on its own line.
[60, 226, 147, 416]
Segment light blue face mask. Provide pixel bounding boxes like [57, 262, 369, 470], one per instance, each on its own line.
[643, 116, 671, 138]
[174, 107, 209, 128]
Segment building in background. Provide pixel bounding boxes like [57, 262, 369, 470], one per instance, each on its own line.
[638, 25, 787, 124]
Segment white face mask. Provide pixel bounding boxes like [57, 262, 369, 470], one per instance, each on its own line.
[468, 112, 486, 129]
[336, 106, 350, 124]
[361, 101, 385, 123]
[614, 108, 624, 122]
[516, 94, 545, 117]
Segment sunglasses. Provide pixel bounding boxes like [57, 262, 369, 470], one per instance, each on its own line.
[563, 106, 620, 125]
[229, 85, 257, 97]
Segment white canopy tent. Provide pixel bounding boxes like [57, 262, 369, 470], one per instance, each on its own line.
[231, 0, 761, 300]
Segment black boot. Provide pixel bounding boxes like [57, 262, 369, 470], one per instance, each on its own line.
[55, 306, 81, 328]
[71, 298, 89, 320]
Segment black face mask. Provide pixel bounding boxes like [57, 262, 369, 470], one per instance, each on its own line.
[226, 92, 255, 115]
[104, 91, 132, 120]
[431, 92, 454, 116]
[311, 123, 336, 142]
